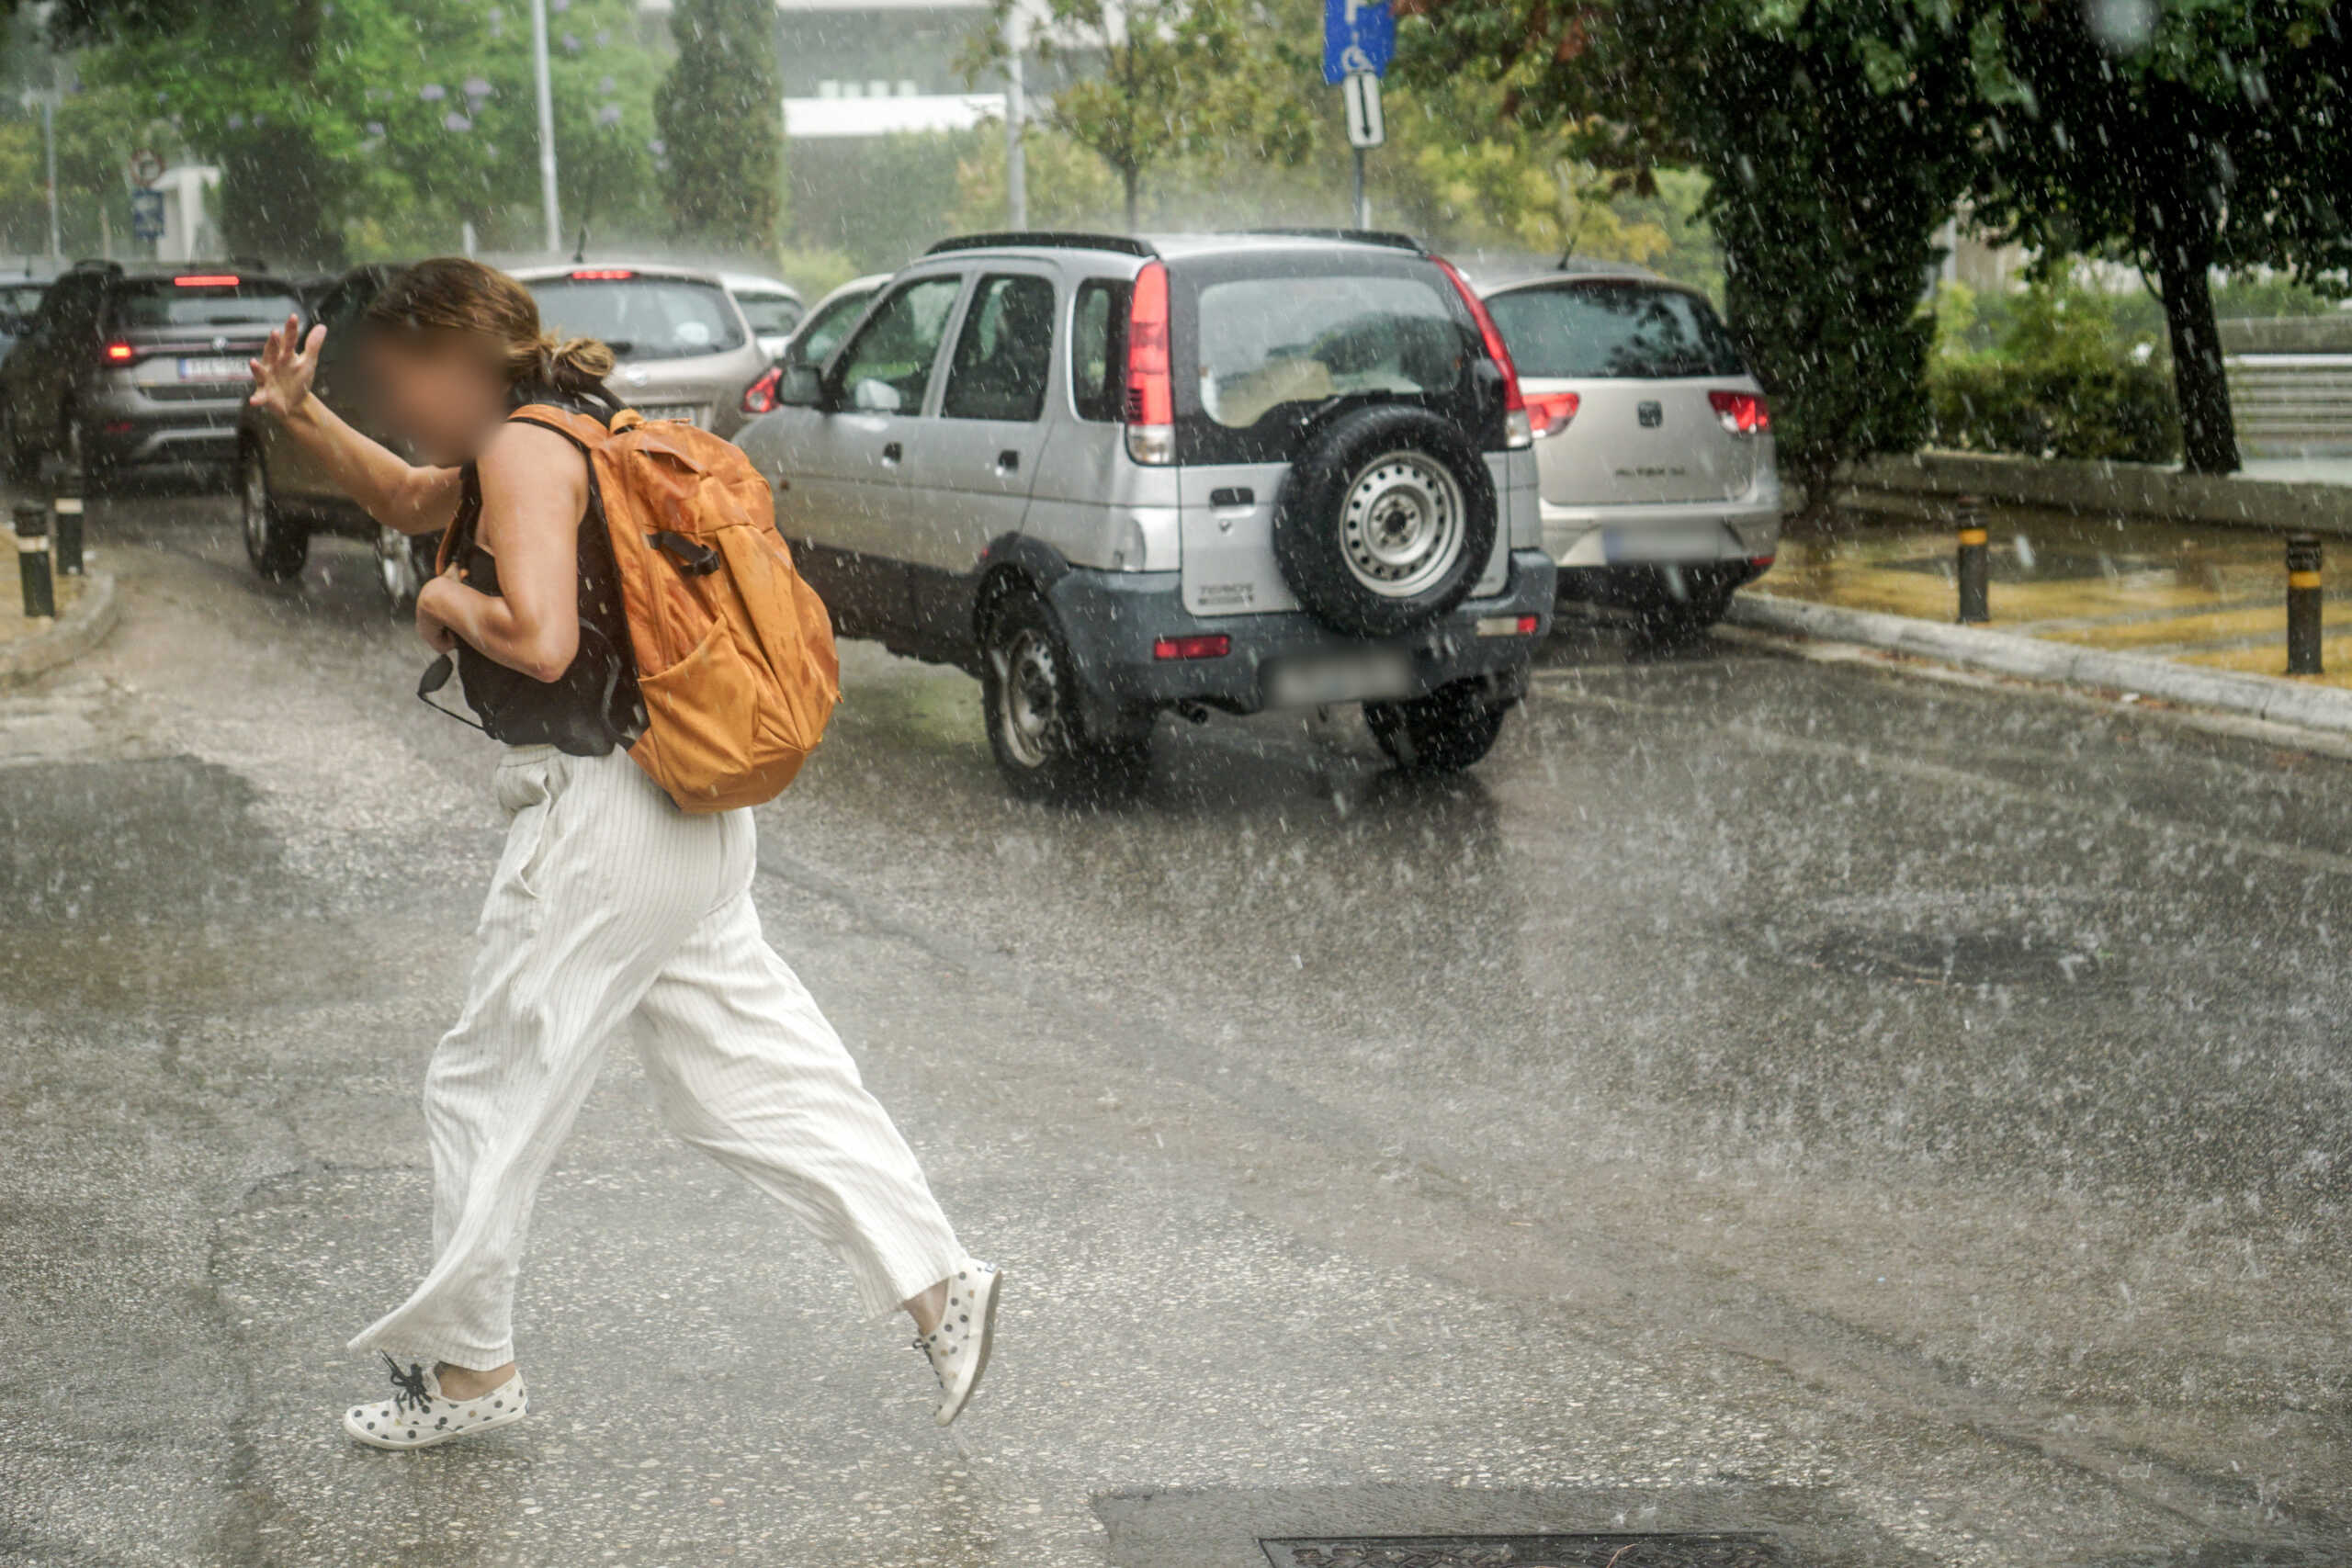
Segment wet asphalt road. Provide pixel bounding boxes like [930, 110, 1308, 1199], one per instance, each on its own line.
[2, 488, 2348, 1568]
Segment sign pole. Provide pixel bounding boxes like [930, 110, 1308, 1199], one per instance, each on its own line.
[1352, 148, 1367, 230]
[1327, 0, 1391, 231]
[529, 0, 562, 256]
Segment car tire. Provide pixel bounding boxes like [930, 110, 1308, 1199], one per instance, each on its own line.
[979, 586, 1148, 803]
[1634, 572, 1736, 644]
[1365, 682, 1512, 773]
[5, 402, 40, 484]
[240, 445, 308, 582]
[375, 524, 435, 611]
[1273, 404, 1498, 638]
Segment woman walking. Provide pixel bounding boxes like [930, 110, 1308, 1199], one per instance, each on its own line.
[246, 257, 999, 1450]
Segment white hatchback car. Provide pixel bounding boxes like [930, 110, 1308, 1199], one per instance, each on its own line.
[1478, 267, 1781, 630]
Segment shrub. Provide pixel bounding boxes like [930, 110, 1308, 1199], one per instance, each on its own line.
[1927, 279, 2180, 464]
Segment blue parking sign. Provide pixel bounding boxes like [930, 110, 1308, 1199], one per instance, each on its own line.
[1323, 0, 1395, 84]
[130, 188, 165, 242]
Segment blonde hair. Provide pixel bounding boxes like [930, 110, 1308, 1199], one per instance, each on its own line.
[362, 255, 614, 396]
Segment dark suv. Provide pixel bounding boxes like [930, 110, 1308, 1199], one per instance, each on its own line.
[0, 261, 300, 481]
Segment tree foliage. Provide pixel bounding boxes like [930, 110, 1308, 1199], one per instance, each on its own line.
[655, 0, 783, 255]
[1956, 0, 2350, 474]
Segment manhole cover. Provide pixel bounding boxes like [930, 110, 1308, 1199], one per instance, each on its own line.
[1800, 928, 2108, 988]
[1260, 1536, 1781, 1568]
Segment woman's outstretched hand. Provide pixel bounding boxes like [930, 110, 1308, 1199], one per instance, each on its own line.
[248, 313, 324, 419]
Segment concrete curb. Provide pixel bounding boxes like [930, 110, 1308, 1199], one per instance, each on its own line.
[0, 570, 119, 685]
[1844, 450, 2352, 536]
[1728, 590, 2352, 735]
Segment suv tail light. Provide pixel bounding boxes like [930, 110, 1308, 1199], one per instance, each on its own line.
[174, 274, 240, 288]
[1525, 391, 1578, 438]
[103, 340, 136, 365]
[1708, 389, 1770, 435]
[741, 365, 783, 414]
[1433, 256, 1531, 450]
[1124, 259, 1174, 465]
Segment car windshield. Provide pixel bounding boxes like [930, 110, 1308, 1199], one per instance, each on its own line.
[1486, 282, 1747, 379]
[734, 291, 804, 337]
[108, 280, 300, 332]
[788, 289, 875, 367]
[526, 276, 746, 360]
[1193, 273, 1473, 428]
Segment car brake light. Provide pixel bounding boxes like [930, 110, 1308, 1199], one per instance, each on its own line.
[174, 274, 239, 287]
[1709, 389, 1770, 435]
[1124, 260, 1174, 465]
[570, 267, 635, 280]
[103, 341, 135, 363]
[741, 365, 783, 414]
[1432, 255, 1531, 450]
[1524, 391, 1578, 438]
[1152, 633, 1229, 660]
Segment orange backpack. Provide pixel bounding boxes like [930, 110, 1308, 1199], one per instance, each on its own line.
[504, 402, 840, 813]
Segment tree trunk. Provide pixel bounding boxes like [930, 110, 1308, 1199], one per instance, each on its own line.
[1124, 166, 1139, 232]
[2150, 205, 2237, 476]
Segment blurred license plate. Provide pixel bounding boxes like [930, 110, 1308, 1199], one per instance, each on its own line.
[1265, 648, 1413, 707]
[639, 403, 705, 427]
[178, 356, 245, 381]
[1602, 524, 1725, 563]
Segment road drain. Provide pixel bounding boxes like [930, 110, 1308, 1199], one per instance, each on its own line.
[1260, 1536, 1781, 1568]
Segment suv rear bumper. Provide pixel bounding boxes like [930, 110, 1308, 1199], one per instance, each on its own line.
[83, 389, 244, 471]
[1046, 548, 1557, 725]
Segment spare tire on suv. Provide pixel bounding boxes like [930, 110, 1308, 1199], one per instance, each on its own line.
[1272, 403, 1498, 638]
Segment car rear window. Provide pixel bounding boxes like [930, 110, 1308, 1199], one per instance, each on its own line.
[734, 291, 803, 337]
[1193, 273, 1473, 428]
[526, 276, 746, 360]
[1485, 282, 1747, 379]
[108, 280, 300, 332]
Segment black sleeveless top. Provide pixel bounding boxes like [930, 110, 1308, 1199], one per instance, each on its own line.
[447, 386, 647, 755]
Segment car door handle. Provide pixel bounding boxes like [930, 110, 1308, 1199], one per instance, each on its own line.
[880, 441, 901, 465]
[994, 449, 1020, 474]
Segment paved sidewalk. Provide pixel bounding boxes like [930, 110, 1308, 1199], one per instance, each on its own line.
[1754, 509, 2352, 689]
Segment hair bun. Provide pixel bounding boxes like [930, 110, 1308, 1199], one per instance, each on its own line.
[542, 333, 616, 389]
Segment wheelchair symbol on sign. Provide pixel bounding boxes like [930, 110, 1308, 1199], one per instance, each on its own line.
[1339, 43, 1374, 73]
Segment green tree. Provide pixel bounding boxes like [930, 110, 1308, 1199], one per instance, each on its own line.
[1954, 0, 2351, 475]
[654, 0, 782, 254]
[1401, 0, 1974, 519]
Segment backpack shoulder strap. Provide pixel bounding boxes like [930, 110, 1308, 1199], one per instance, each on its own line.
[508, 401, 620, 451]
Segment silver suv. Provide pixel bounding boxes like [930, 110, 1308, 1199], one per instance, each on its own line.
[734, 231, 1557, 796]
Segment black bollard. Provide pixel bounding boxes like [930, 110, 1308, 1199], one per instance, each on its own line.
[2286, 532, 2324, 676]
[14, 501, 52, 620]
[1956, 496, 1990, 624]
[51, 492, 82, 576]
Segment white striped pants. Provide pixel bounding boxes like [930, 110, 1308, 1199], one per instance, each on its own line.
[351, 744, 967, 1371]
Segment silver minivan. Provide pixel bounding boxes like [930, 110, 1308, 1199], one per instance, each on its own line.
[1478, 269, 1781, 630]
[735, 231, 1556, 795]
[513, 263, 766, 438]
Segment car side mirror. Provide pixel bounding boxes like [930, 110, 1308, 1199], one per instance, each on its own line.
[775, 360, 825, 409]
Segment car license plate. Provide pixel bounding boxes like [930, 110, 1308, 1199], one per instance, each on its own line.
[1601, 524, 1727, 564]
[639, 402, 705, 427]
[177, 356, 246, 382]
[1265, 648, 1414, 708]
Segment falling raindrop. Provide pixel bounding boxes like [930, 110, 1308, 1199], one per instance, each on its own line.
[2083, 0, 2155, 54]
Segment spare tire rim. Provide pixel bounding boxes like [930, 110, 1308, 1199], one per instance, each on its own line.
[998, 627, 1063, 769]
[1340, 451, 1465, 599]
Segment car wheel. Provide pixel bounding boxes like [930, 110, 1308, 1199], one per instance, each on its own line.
[240, 445, 308, 581]
[1273, 404, 1498, 638]
[375, 525, 435, 611]
[1365, 682, 1512, 773]
[980, 587, 1148, 802]
[4, 401, 39, 483]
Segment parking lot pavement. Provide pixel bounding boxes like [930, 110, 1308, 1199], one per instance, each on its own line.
[1759, 503, 2352, 683]
[3, 488, 2350, 1567]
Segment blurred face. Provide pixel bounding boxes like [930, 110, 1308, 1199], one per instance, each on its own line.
[360, 332, 511, 466]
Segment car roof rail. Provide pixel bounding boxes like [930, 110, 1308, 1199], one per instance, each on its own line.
[70, 258, 124, 274]
[225, 255, 269, 272]
[925, 231, 1157, 258]
[1231, 227, 1425, 252]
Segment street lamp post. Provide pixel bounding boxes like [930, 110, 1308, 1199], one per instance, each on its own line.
[529, 0, 561, 255]
[1003, 5, 1026, 230]
[19, 90, 59, 264]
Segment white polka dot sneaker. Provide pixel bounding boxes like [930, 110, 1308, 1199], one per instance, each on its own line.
[913, 1258, 1001, 1427]
[342, 1354, 528, 1450]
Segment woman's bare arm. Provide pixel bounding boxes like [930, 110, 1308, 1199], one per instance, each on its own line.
[413, 422, 586, 682]
[247, 315, 462, 537]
